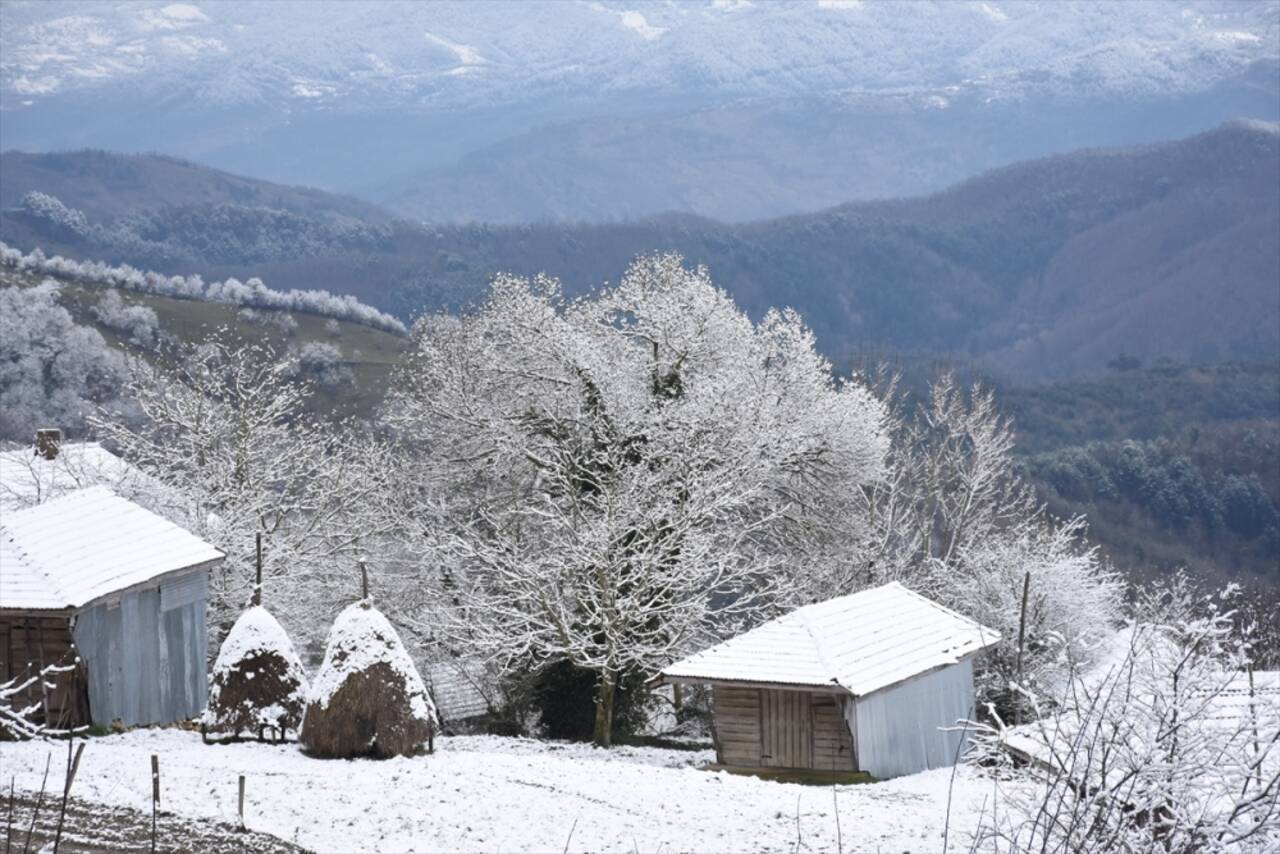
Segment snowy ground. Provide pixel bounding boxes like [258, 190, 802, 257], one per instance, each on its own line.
[0, 731, 1005, 852]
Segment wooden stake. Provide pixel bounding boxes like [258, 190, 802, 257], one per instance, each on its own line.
[238, 775, 245, 832]
[253, 533, 263, 606]
[360, 561, 369, 601]
[150, 754, 159, 853]
[5, 776, 15, 854]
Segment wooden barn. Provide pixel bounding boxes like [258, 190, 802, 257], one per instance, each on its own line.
[0, 486, 224, 730]
[652, 583, 1000, 779]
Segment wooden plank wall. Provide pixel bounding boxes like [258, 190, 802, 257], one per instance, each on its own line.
[812, 694, 856, 771]
[711, 686, 762, 767]
[710, 685, 856, 772]
[761, 689, 812, 768]
[0, 614, 89, 728]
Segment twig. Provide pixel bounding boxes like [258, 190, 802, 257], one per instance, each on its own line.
[562, 817, 578, 854]
[52, 740, 85, 853]
[942, 715, 971, 854]
[832, 788, 842, 854]
[22, 753, 50, 854]
[793, 792, 802, 854]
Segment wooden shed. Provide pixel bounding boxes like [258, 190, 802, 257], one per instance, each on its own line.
[652, 583, 1000, 779]
[0, 486, 224, 730]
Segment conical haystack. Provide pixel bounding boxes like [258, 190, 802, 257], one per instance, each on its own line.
[300, 598, 437, 758]
[203, 604, 310, 741]
[202, 534, 309, 742]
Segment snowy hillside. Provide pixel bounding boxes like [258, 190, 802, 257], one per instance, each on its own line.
[2, 0, 1278, 214]
[2, 1, 1276, 109]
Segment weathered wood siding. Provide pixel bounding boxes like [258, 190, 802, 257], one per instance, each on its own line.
[811, 694, 856, 771]
[0, 613, 88, 727]
[72, 569, 209, 727]
[712, 685, 762, 767]
[711, 686, 855, 772]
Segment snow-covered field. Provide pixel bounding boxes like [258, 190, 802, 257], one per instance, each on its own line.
[0, 730, 1005, 852]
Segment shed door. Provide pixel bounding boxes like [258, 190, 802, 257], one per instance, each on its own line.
[760, 689, 812, 769]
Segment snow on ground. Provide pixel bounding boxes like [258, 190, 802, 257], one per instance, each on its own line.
[0, 730, 1005, 852]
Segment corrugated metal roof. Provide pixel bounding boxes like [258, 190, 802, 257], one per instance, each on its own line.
[0, 486, 224, 611]
[658, 582, 1001, 697]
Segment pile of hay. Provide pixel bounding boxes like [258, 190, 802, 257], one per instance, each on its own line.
[203, 605, 309, 741]
[300, 600, 437, 758]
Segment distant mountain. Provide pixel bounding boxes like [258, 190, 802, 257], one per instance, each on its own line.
[3, 123, 1277, 382]
[369, 61, 1280, 223]
[2, 1, 1276, 220]
[0, 150, 392, 225]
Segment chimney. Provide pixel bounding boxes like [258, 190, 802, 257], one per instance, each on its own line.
[34, 428, 63, 461]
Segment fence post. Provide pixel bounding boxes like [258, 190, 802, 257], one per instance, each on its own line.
[150, 754, 159, 853]
[238, 775, 246, 832]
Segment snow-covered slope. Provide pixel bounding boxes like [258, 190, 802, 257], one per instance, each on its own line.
[2, 1, 1276, 110]
[2, 1, 1277, 220]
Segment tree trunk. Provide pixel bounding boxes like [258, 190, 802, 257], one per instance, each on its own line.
[592, 671, 617, 747]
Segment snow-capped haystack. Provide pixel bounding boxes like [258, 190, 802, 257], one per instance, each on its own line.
[300, 599, 437, 759]
[203, 604, 309, 741]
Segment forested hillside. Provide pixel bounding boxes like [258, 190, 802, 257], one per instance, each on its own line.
[4, 123, 1276, 380]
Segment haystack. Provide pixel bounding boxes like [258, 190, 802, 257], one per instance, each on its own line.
[300, 598, 437, 758]
[202, 534, 308, 742]
[202, 605, 309, 742]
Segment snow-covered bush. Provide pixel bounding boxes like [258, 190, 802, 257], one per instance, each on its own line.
[291, 341, 351, 388]
[0, 282, 130, 441]
[0, 241, 406, 333]
[970, 576, 1280, 853]
[0, 660, 79, 740]
[92, 289, 161, 348]
[238, 307, 299, 336]
[301, 598, 437, 759]
[204, 604, 309, 740]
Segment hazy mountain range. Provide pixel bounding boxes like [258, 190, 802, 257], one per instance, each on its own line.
[4, 122, 1277, 382]
[3, 1, 1277, 221]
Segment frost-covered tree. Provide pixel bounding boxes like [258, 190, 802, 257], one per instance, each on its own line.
[970, 576, 1280, 853]
[385, 253, 889, 745]
[857, 373, 1121, 716]
[92, 289, 161, 349]
[0, 282, 129, 441]
[90, 333, 396, 639]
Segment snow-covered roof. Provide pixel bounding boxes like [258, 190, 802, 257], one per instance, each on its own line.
[0, 486, 224, 611]
[658, 582, 1001, 697]
[428, 662, 491, 723]
[0, 441, 158, 512]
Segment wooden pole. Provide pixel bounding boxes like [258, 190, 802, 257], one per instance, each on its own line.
[1015, 571, 1031, 724]
[5, 776, 15, 854]
[150, 754, 159, 853]
[360, 561, 369, 601]
[238, 775, 245, 832]
[253, 533, 263, 606]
